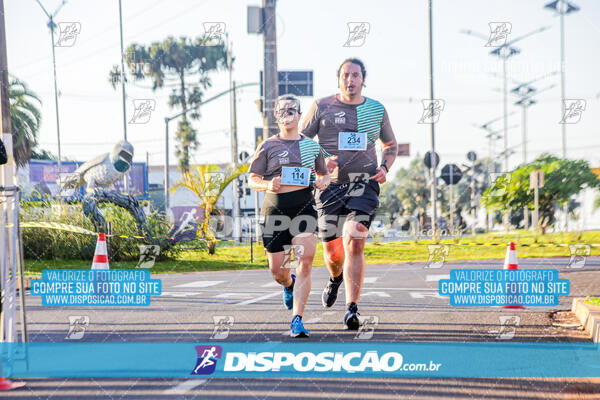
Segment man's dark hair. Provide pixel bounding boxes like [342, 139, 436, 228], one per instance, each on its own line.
[337, 58, 367, 81]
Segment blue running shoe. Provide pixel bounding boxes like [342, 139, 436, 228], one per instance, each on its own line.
[283, 274, 295, 309]
[290, 315, 309, 338]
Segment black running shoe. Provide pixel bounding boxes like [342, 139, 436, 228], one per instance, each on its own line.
[322, 275, 343, 308]
[344, 302, 360, 330]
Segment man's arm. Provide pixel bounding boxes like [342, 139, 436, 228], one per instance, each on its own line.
[370, 138, 397, 183]
[370, 107, 397, 183]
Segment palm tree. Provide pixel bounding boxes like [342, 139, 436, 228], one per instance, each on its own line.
[9, 77, 42, 167]
[173, 164, 248, 254]
[108, 36, 229, 172]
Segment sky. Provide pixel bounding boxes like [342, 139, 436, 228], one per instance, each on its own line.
[7, 0, 600, 178]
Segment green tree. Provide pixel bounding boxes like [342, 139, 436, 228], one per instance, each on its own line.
[481, 154, 600, 234]
[9, 77, 42, 167]
[173, 164, 248, 254]
[381, 156, 491, 229]
[109, 36, 229, 172]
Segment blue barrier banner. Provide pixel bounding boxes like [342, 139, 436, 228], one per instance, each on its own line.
[1, 342, 599, 378]
[30, 269, 162, 306]
[438, 269, 569, 307]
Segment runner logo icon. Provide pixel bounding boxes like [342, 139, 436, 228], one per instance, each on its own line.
[191, 345, 223, 375]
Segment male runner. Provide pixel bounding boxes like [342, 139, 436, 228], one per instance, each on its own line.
[300, 58, 397, 330]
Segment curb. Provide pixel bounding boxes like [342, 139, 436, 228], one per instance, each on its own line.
[571, 298, 600, 343]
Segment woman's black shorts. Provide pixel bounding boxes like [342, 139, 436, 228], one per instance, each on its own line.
[260, 188, 318, 253]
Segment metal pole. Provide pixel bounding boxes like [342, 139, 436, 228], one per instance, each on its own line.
[15, 189, 27, 342]
[427, 0, 438, 234]
[533, 183, 539, 233]
[522, 105, 529, 230]
[471, 159, 476, 235]
[49, 18, 62, 173]
[449, 183, 454, 231]
[262, 0, 278, 140]
[118, 0, 129, 192]
[502, 57, 509, 233]
[232, 81, 241, 242]
[164, 118, 170, 212]
[0, 0, 16, 344]
[560, 8, 569, 232]
[0, 0, 12, 188]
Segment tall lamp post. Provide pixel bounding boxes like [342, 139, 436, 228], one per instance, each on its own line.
[34, 0, 67, 173]
[427, 0, 438, 233]
[544, 0, 580, 232]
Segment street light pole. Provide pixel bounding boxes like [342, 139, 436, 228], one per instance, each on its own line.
[544, 0, 579, 232]
[427, 0, 438, 234]
[118, 0, 129, 192]
[35, 0, 67, 174]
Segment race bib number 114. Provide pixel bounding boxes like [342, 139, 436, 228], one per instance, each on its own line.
[338, 131, 367, 151]
[281, 167, 310, 186]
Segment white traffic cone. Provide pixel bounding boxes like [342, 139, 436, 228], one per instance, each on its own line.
[503, 242, 525, 309]
[91, 232, 109, 270]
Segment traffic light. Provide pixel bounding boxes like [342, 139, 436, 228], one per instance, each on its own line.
[237, 178, 244, 198]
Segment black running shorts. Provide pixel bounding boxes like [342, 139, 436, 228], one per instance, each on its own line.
[260, 188, 318, 253]
[314, 179, 380, 242]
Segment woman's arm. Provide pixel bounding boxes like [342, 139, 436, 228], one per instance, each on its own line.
[249, 173, 281, 192]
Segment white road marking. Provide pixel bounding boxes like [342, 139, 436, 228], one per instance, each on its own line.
[305, 317, 321, 323]
[160, 292, 199, 298]
[305, 310, 336, 324]
[236, 291, 280, 305]
[174, 281, 225, 288]
[362, 291, 391, 298]
[162, 379, 207, 394]
[410, 292, 444, 299]
[426, 274, 450, 282]
[364, 277, 378, 284]
[215, 293, 253, 298]
[261, 281, 280, 287]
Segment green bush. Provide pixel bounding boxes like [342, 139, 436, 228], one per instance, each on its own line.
[21, 200, 172, 262]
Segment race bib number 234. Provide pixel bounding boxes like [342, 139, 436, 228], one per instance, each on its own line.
[338, 131, 367, 151]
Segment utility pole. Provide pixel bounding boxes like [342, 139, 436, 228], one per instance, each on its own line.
[427, 0, 438, 234]
[232, 81, 242, 242]
[118, 0, 129, 192]
[262, 0, 278, 140]
[0, 0, 12, 188]
[227, 36, 240, 241]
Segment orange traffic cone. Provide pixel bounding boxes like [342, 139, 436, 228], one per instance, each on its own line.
[503, 242, 525, 309]
[91, 233, 109, 270]
[0, 377, 25, 390]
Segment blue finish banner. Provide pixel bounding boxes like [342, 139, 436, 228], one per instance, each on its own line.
[1, 342, 599, 378]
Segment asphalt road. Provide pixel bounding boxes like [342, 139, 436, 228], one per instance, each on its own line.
[6, 256, 600, 399]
